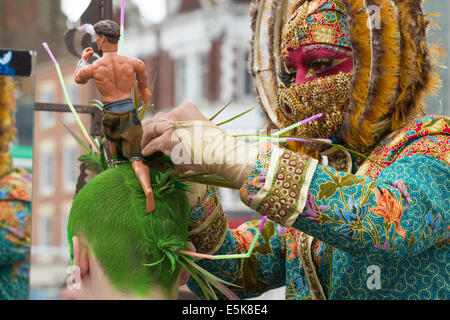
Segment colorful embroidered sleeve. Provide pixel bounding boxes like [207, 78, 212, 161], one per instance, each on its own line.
[187, 185, 229, 254]
[187, 219, 289, 299]
[240, 139, 449, 261]
[0, 168, 31, 265]
[0, 168, 32, 299]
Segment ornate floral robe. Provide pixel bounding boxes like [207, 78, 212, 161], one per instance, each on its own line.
[187, 115, 449, 300]
[0, 168, 32, 300]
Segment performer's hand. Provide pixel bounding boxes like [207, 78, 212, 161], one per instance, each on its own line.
[142, 101, 257, 187]
[141, 90, 152, 105]
[141, 102, 208, 165]
[81, 47, 94, 61]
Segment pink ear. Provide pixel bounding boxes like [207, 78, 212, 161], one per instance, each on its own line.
[179, 268, 190, 286]
[72, 236, 89, 278]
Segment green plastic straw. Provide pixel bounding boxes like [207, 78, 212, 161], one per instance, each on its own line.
[272, 113, 323, 137]
[42, 42, 99, 154]
[119, 0, 126, 55]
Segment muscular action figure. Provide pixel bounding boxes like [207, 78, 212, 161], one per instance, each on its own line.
[74, 20, 155, 213]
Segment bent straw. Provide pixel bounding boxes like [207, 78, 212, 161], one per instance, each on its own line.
[119, 0, 126, 55]
[179, 216, 268, 260]
[42, 42, 99, 154]
[272, 113, 324, 137]
[248, 136, 332, 144]
[234, 133, 386, 168]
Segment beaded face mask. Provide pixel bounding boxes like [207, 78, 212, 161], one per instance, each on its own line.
[277, 0, 352, 143]
[277, 71, 352, 140]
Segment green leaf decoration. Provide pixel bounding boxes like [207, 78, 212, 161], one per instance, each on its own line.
[318, 180, 339, 200]
[361, 180, 377, 205]
[133, 84, 139, 112]
[209, 101, 233, 121]
[216, 107, 256, 127]
[78, 149, 109, 175]
[340, 174, 365, 187]
[58, 120, 90, 153]
[408, 233, 416, 247]
[422, 117, 442, 129]
[88, 100, 104, 111]
[179, 255, 240, 300]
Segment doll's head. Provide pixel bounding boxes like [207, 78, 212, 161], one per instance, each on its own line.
[93, 20, 121, 52]
[94, 20, 120, 43]
[67, 163, 190, 299]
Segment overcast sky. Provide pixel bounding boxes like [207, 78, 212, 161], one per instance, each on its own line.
[60, 0, 167, 25]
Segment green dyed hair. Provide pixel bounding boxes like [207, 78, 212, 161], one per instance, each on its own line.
[67, 163, 190, 297]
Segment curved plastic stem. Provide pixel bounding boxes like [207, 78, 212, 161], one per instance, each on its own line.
[119, 0, 126, 55]
[42, 42, 99, 154]
[179, 216, 268, 260]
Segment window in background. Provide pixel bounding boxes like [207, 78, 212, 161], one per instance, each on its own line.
[63, 80, 80, 124]
[237, 49, 253, 99]
[39, 150, 55, 196]
[60, 208, 71, 249]
[62, 144, 78, 192]
[199, 54, 208, 99]
[39, 111, 56, 130]
[38, 215, 53, 247]
[39, 82, 56, 129]
[175, 57, 187, 104]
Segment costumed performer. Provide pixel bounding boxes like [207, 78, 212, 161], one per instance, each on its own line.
[140, 0, 449, 300]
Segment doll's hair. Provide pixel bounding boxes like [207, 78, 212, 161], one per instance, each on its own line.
[67, 163, 190, 297]
[93, 20, 121, 44]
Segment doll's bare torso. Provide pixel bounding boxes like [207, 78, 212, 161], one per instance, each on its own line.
[91, 53, 138, 103]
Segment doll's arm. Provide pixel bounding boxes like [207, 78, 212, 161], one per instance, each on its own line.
[133, 59, 151, 104]
[74, 48, 94, 84]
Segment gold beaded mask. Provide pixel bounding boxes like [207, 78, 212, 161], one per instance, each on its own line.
[277, 72, 352, 139]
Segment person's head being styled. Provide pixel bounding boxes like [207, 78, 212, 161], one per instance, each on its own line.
[67, 163, 190, 300]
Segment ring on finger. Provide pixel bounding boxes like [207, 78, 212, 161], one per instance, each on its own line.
[152, 122, 159, 136]
[163, 125, 175, 133]
[161, 117, 175, 125]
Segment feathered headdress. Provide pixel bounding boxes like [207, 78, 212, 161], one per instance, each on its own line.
[249, 0, 443, 152]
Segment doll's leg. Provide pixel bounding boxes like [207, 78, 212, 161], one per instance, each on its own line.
[131, 159, 155, 213]
[109, 141, 117, 158]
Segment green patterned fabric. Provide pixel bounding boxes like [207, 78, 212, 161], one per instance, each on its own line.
[187, 116, 449, 300]
[0, 168, 32, 300]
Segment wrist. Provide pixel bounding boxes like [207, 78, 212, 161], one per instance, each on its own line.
[174, 121, 258, 188]
[187, 186, 228, 254]
[76, 59, 89, 67]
